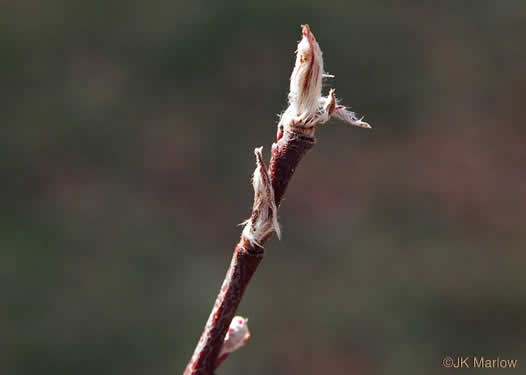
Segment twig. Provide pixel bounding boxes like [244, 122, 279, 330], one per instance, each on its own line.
[183, 24, 370, 375]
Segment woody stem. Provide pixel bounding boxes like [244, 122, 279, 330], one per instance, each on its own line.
[183, 130, 315, 375]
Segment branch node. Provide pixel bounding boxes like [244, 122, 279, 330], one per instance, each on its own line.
[241, 147, 280, 248]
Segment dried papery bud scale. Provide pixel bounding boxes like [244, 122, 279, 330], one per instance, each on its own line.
[241, 147, 280, 247]
[184, 25, 371, 375]
[288, 24, 324, 121]
[278, 24, 371, 143]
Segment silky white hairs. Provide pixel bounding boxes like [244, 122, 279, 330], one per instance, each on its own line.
[242, 25, 370, 249]
[288, 25, 324, 118]
[241, 147, 280, 247]
[279, 24, 371, 137]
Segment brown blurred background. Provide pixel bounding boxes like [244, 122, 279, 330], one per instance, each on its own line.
[2, 1, 526, 374]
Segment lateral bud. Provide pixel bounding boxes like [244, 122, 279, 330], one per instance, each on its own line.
[241, 147, 281, 247]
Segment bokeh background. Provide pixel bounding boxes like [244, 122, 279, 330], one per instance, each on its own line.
[3, 1, 526, 374]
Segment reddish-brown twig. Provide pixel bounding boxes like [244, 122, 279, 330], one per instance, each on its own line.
[184, 25, 370, 375]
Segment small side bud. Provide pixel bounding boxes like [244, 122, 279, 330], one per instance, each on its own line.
[215, 316, 251, 370]
[219, 316, 251, 356]
[316, 88, 337, 124]
[241, 147, 280, 247]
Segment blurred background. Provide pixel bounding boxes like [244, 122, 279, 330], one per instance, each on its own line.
[3, 1, 526, 374]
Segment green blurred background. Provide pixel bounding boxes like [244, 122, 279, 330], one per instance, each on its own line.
[3, 1, 526, 374]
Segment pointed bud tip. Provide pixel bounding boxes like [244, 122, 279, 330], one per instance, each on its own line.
[356, 121, 372, 129]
